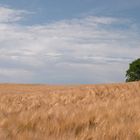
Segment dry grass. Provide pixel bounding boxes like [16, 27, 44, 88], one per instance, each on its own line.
[0, 82, 140, 140]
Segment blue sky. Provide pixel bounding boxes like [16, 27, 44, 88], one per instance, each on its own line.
[0, 0, 139, 84]
[1, 0, 140, 24]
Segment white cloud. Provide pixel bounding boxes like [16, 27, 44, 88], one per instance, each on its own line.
[0, 6, 29, 23]
[0, 7, 139, 83]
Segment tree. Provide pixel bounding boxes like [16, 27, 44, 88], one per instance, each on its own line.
[126, 58, 140, 82]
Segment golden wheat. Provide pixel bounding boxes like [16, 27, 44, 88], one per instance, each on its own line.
[0, 82, 140, 140]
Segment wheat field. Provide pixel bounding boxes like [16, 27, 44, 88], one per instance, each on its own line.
[0, 82, 140, 140]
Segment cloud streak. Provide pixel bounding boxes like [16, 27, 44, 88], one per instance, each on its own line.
[0, 6, 29, 23]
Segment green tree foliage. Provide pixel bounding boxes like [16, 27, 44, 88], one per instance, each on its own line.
[126, 58, 140, 82]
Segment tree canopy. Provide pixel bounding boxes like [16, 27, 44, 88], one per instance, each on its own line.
[126, 58, 140, 82]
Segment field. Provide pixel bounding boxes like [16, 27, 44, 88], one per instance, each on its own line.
[0, 82, 140, 140]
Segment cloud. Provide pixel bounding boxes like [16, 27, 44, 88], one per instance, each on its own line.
[0, 6, 29, 23]
[0, 7, 139, 83]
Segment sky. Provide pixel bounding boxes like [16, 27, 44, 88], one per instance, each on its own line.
[0, 0, 139, 84]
